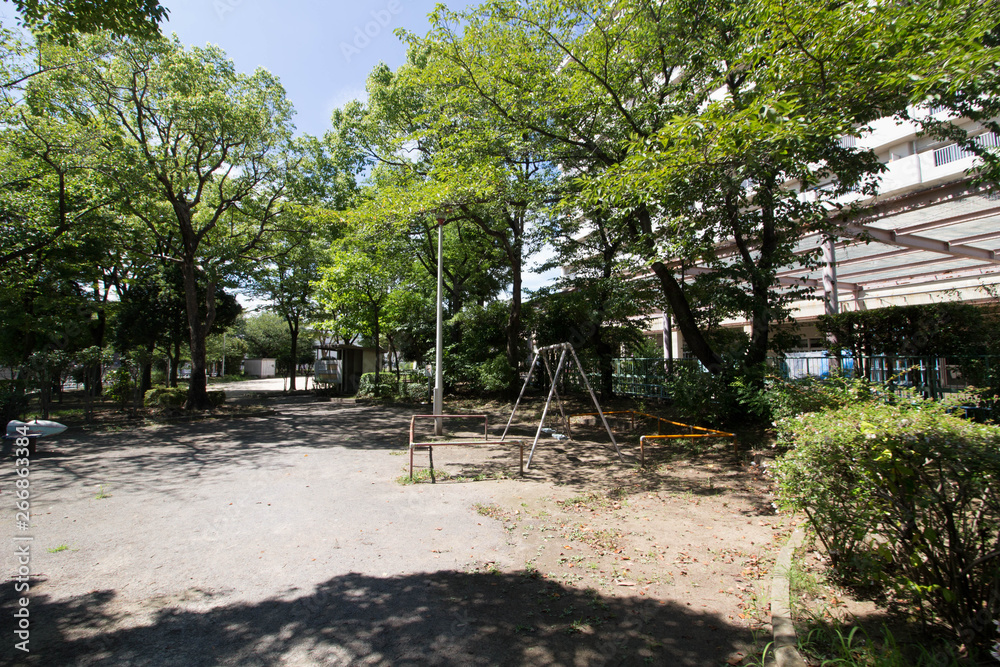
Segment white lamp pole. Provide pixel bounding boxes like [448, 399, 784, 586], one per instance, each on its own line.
[434, 216, 446, 435]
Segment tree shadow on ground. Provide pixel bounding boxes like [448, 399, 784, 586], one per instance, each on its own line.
[425, 419, 774, 518]
[6, 402, 421, 495]
[3, 570, 757, 666]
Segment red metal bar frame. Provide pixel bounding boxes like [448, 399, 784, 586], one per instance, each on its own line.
[408, 414, 523, 479]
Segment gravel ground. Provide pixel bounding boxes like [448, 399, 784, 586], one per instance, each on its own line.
[1, 398, 783, 666]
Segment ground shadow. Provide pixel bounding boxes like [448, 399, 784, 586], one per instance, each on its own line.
[4, 402, 421, 496]
[2, 569, 757, 666]
[430, 418, 774, 517]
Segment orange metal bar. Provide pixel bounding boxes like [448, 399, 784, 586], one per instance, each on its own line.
[571, 410, 737, 465]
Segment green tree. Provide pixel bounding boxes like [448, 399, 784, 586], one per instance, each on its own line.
[0, 39, 120, 269]
[411, 0, 994, 380]
[10, 0, 167, 40]
[66, 35, 294, 408]
[316, 224, 412, 388]
[237, 312, 292, 361]
[340, 49, 557, 390]
[253, 237, 320, 390]
[113, 263, 241, 389]
[534, 206, 661, 397]
[252, 135, 357, 390]
[744, 0, 1000, 185]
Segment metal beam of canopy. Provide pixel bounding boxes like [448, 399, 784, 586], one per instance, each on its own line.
[658, 182, 1000, 290]
[680, 265, 861, 293]
[840, 223, 999, 263]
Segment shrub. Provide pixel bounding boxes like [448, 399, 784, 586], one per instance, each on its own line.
[144, 387, 187, 409]
[356, 372, 397, 399]
[661, 363, 735, 424]
[207, 390, 226, 408]
[105, 367, 135, 409]
[663, 362, 766, 426]
[764, 374, 884, 423]
[0, 382, 28, 425]
[477, 354, 518, 394]
[403, 381, 428, 402]
[355, 372, 429, 402]
[774, 397, 1000, 652]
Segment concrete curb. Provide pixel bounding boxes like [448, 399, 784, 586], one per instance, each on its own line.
[769, 526, 807, 667]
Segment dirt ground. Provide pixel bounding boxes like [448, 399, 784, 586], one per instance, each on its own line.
[1, 393, 791, 666]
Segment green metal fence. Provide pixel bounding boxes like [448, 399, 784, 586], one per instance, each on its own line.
[596, 354, 1000, 418]
[769, 354, 999, 401]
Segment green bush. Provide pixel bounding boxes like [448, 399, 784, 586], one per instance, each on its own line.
[662, 362, 764, 425]
[477, 354, 518, 394]
[143, 387, 222, 409]
[774, 397, 1000, 652]
[105, 367, 135, 409]
[356, 372, 398, 399]
[143, 387, 162, 406]
[207, 390, 226, 407]
[403, 381, 428, 402]
[144, 387, 187, 409]
[764, 374, 884, 423]
[0, 382, 28, 425]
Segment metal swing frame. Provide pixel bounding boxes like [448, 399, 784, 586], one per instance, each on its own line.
[500, 342, 622, 470]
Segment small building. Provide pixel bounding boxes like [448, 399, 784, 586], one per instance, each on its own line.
[244, 358, 276, 378]
[313, 343, 380, 394]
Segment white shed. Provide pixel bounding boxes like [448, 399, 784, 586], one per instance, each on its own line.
[244, 358, 276, 378]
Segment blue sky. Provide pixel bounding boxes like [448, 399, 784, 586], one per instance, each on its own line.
[0, 0, 560, 292]
[159, 0, 457, 138]
[159, 1, 561, 291]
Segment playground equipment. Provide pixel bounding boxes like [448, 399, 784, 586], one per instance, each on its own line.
[4, 419, 68, 455]
[568, 411, 737, 465]
[501, 342, 622, 470]
[408, 414, 525, 480]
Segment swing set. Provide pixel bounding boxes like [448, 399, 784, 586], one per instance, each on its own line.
[501, 342, 623, 470]
[406, 342, 735, 480]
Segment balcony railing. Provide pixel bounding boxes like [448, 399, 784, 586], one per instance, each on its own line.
[933, 132, 1000, 167]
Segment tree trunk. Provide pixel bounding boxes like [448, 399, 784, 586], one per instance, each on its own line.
[180, 256, 216, 409]
[746, 281, 771, 369]
[373, 312, 381, 389]
[596, 242, 617, 399]
[140, 341, 154, 396]
[506, 254, 522, 395]
[169, 340, 180, 387]
[288, 322, 299, 391]
[594, 330, 614, 401]
[649, 261, 725, 373]
[737, 185, 778, 378]
[390, 335, 401, 383]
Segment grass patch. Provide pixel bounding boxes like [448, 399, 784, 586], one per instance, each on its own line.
[796, 613, 965, 667]
[395, 468, 453, 485]
[559, 523, 626, 553]
[789, 555, 826, 604]
[47, 544, 69, 553]
[558, 488, 628, 512]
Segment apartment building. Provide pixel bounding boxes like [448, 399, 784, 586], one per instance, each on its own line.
[647, 109, 1000, 359]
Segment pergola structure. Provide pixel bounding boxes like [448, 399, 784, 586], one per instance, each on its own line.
[790, 181, 1000, 316]
[649, 179, 1000, 357]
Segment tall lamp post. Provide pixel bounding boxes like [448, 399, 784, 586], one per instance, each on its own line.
[434, 214, 449, 435]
